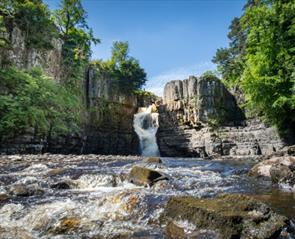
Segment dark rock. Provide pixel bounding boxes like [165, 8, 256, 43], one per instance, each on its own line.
[50, 181, 71, 190]
[287, 145, 295, 156]
[143, 157, 162, 164]
[0, 193, 10, 202]
[128, 166, 168, 186]
[161, 194, 287, 239]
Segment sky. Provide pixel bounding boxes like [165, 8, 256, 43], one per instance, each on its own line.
[45, 0, 245, 96]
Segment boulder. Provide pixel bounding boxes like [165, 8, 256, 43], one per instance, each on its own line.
[50, 181, 72, 190]
[0, 193, 10, 202]
[143, 157, 162, 164]
[249, 155, 295, 178]
[269, 164, 295, 184]
[161, 194, 287, 239]
[9, 184, 44, 197]
[128, 166, 168, 186]
[47, 168, 66, 176]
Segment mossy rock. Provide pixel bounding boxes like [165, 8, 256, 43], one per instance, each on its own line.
[128, 166, 168, 186]
[161, 194, 287, 239]
[165, 222, 185, 239]
[143, 157, 162, 164]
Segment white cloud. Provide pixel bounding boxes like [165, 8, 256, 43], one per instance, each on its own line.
[144, 62, 216, 96]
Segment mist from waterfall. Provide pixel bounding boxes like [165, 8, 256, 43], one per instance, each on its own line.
[133, 105, 160, 156]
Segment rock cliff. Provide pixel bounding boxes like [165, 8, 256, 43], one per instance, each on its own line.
[0, 25, 62, 81]
[157, 76, 285, 157]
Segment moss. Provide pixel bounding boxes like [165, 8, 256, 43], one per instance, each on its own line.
[162, 194, 287, 239]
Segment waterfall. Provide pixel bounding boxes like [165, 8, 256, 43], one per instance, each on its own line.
[133, 105, 160, 156]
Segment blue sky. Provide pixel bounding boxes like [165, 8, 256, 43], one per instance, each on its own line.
[45, 0, 245, 95]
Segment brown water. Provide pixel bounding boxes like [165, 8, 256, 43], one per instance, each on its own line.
[0, 155, 294, 238]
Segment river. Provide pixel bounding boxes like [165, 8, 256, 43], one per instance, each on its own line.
[0, 155, 294, 238]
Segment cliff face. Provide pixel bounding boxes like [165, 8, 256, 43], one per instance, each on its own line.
[0, 26, 62, 81]
[158, 76, 285, 157]
[83, 67, 140, 155]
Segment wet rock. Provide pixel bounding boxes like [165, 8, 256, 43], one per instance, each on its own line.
[0, 226, 32, 239]
[50, 181, 72, 190]
[165, 221, 185, 239]
[143, 157, 162, 164]
[9, 184, 44, 197]
[161, 194, 287, 239]
[0, 193, 10, 202]
[47, 168, 66, 176]
[288, 145, 295, 156]
[270, 164, 295, 184]
[50, 217, 80, 235]
[249, 155, 295, 178]
[128, 166, 168, 186]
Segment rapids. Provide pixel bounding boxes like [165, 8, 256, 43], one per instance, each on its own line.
[0, 155, 294, 238]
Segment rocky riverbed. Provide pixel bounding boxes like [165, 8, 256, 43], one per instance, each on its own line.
[0, 154, 294, 238]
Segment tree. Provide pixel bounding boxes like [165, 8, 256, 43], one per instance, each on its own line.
[109, 41, 147, 92]
[53, 0, 100, 89]
[0, 0, 57, 49]
[212, 16, 246, 87]
[240, 0, 295, 135]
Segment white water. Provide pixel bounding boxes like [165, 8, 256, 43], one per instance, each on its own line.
[133, 105, 160, 156]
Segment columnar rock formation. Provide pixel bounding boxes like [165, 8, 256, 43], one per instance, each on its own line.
[157, 75, 285, 157]
[0, 26, 62, 81]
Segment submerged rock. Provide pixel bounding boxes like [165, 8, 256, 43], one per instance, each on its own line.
[161, 194, 287, 239]
[47, 168, 67, 176]
[143, 157, 162, 164]
[129, 166, 168, 186]
[50, 181, 72, 190]
[0, 193, 10, 202]
[9, 184, 44, 197]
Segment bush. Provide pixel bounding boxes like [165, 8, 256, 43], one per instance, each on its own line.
[0, 67, 82, 140]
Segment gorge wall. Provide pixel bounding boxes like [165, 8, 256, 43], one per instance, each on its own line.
[157, 75, 285, 157]
[0, 25, 62, 81]
[83, 67, 157, 155]
[0, 25, 156, 155]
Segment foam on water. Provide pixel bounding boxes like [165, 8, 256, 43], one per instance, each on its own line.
[0, 156, 294, 238]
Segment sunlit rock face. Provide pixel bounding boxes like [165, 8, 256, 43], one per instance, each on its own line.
[83, 68, 159, 155]
[163, 75, 244, 125]
[0, 26, 62, 81]
[158, 75, 284, 157]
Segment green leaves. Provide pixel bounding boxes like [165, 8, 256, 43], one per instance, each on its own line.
[108, 41, 147, 93]
[213, 0, 295, 135]
[0, 67, 81, 140]
[51, 0, 100, 89]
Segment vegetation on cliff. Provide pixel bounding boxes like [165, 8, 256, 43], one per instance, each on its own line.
[0, 0, 147, 142]
[0, 67, 81, 140]
[213, 0, 295, 136]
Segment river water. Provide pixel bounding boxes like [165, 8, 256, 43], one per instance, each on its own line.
[0, 155, 294, 238]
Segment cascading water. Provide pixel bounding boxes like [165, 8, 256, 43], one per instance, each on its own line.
[133, 105, 160, 156]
